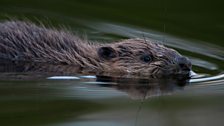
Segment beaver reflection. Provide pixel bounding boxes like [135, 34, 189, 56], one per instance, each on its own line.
[0, 62, 189, 99]
[96, 75, 189, 99]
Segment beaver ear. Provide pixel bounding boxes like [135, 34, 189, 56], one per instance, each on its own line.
[98, 47, 117, 60]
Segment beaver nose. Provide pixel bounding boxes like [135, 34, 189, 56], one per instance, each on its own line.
[177, 57, 192, 71]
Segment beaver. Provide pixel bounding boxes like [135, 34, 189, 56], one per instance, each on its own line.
[0, 21, 191, 78]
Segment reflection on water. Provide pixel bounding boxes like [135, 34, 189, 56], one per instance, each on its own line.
[96, 76, 188, 99]
[0, 0, 224, 126]
[0, 63, 190, 100]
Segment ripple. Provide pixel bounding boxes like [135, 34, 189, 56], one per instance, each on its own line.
[190, 57, 218, 70]
[190, 73, 224, 83]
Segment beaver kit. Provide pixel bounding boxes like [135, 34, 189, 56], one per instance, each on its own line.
[0, 21, 192, 78]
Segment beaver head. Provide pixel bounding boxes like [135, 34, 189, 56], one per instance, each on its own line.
[97, 39, 191, 78]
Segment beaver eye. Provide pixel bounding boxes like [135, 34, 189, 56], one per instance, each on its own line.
[141, 54, 152, 63]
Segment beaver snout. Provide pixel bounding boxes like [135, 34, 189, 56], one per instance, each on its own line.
[176, 57, 192, 72]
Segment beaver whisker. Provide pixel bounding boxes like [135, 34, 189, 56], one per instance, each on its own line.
[156, 56, 173, 65]
[150, 64, 163, 68]
[149, 63, 178, 74]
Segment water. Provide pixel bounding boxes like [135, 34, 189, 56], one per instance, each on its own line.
[0, 0, 224, 126]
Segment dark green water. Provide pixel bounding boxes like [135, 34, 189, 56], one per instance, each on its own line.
[0, 0, 224, 126]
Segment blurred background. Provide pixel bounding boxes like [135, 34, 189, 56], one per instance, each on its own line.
[0, 0, 224, 126]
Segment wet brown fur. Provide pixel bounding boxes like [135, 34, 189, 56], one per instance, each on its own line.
[0, 21, 191, 77]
